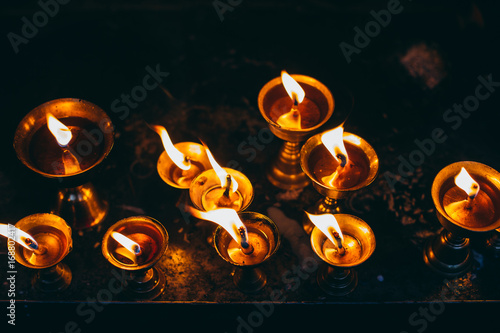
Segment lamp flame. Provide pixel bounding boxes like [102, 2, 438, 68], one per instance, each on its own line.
[321, 126, 349, 166]
[205, 146, 238, 193]
[185, 206, 248, 248]
[277, 71, 305, 129]
[0, 224, 39, 252]
[111, 232, 141, 263]
[47, 113, 72, 147]
[455, 167, 480, 199]
[281, 70, 305, 106]
[152, 125, 191, 171]
[305, 212, 344, 250]
[321, 126, 350, 187]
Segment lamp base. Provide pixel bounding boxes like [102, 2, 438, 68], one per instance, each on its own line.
[33, 263, 72, 293]
[233, 267, 267, 294]
[303, 197, 343, 234]
[124, 267, 166, 301]
[267, 141, 310, 190]
[423, 230, 473, 277]
[53, 182, 108, 230]
[317, 264, 357, 296]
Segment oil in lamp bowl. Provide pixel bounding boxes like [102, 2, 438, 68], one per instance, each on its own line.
[13, 98, 114, 230]
[257, 74, 334, 190]
[14, 213, 73, 292]
[310, 214, 375, 296]
[189, 168, 254, 212]
[424, 161, 500, 277]
[102, 216, 168, 300]
[213, 212, 280, 293]
[157, 142, 211, 189]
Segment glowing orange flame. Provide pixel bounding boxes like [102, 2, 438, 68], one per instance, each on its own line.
[0, 224, 39, 252]
[455, 167, 480, 199]
[205, 146, 238, 193]
[321, 126, 350, 187]
[111, 232, 141, 264]
[281, 70, 305, 105]
[47, 113, 72, 147]
[277, 71, 305, 129]
[185, 206, 247, 246]
[152, 125, 191, 171]
[305, 212, 344, 248]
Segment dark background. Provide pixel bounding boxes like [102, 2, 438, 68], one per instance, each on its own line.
[1, 0, 500, 332]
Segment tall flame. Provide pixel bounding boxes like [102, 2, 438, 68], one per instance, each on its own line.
[111, 232, 141, 264]
[205, 146, 238, 193]
[47, 113, 72, 147]
[305, 212, 344, 249]
[0, 224, 39, 252]
[277, 71, 305, 129]
[321, 126, 349, 166]
[455, 167, 480, 199]
[185, 206, 247, 246]
[281, 70, 305, 105]
[152, 125, 191, 171]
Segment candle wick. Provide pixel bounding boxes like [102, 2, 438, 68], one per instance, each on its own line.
[239, 227, 254, 255]
[223, 174, 232, 198]
[184, 155, 191, 168]
[333, 232, 346, 256]
[24, 238, 39, 250]
[336, 154, 347, 168]
[132, 244, 142, 255]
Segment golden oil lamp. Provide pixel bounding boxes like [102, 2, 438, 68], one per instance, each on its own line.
[190, 146, 253, 212]
[307, 213, 375, 296]
[13, 98, 114, 230]
[300, 126, 379, 234]
[152, 125, 211, 189]
[423, 161, 500, 277]
[102, 216, 169, 300]
[0, 213, 73, 293]
[258, 70, 334, 190]
[186, 207, 280, 293]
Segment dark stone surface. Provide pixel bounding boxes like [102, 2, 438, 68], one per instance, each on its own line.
[1, 0, 500, 331]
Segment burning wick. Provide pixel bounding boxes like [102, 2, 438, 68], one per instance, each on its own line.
[0, 224, 46, 255]
[239, 226, 254, 255]
[332, 231, 345, 256]
[223, 174, 232, 198]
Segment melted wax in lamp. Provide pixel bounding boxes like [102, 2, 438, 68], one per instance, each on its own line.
[443, 167, 494, 228]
